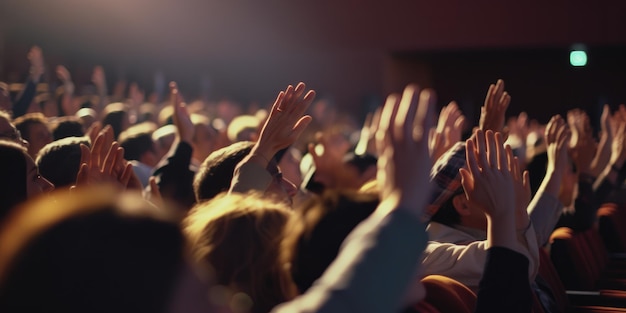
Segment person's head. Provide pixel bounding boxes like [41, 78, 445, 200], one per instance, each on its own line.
[428, 142, 487, 231]
[13, 113, 52, 159]
[194, 141, 298, 203]
[190, 114, 217, 163]
[102, 102, 130, 140]
[285, 190, 378, 293]
[0, 111, 28, 147]
[0, 141, 54, 224]
[194, 141, 254, 202]
[119, 123, 159, 167]
[183, 191, 295, 313]
[51, 116, 84, 140]
[0, 186, 215, 313]
[36, 137, 89, 189]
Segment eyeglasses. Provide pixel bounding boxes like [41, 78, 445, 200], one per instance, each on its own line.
[0, 129, 24, 142]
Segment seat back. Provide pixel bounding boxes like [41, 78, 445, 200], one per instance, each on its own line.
[421, 275, 476, 313]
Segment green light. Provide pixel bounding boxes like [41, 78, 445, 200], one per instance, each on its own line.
[570, 50, 587, 67]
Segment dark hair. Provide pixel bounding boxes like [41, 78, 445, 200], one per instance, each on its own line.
[36, 137, 89, 189]
[52, 118, 84, 140]
[429, 189, 463, 227]
[0, 141, 28, 223]
[13, 113, 47, 142]
[0, 188, 184, 313]
[119, 132, 154, 162]
[193, 141, 254, 202]
[286, 190, 378, 293]
[102, 109, 127, 140]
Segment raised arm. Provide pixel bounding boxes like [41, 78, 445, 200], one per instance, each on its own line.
[527, 115, 570, 246]
[151, 82, 197, 209]
[230, 82, 315, 193]
[13, 46, 45, 118]
[273, 84, 434, 313]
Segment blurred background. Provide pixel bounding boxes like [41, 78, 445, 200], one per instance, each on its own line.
[1, 0, 625, 124]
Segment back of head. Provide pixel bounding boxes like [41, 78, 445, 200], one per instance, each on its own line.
[0, 141, 28, 224]
[36, 137, 89, 189]
[286, 189, 378, 293]
[102, 103, 128, 140]
[184, 192, 293, 313]
[119, 123, 157, 163]
[0, 187, 184, 313]
[52, 116, 84, 140]
[427, 142, 466, 226]
[193, 141, 254, 202]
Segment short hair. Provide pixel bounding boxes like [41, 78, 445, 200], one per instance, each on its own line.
[101, 103, 128, 140]
[193, 141, 254, 202]
[0, 141, 28, 223]
[36, 137, 90, 189]
[285, 190, 378, 293]
[118, 124, 157, 162]
[183, 191, 294, 313]
[51, 116, 84, 140]
[0, 187, 184, 313]
[13, 113, 48, 142]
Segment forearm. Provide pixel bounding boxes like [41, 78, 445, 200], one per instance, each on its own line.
[12, 79, 37, 118]
[229, 159, 273, 194]
[528, 192, 563, 246]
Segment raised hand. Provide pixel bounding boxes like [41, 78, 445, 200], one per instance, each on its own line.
[479, 79, 510, 133]
[567, 110, 596, 176]
[169, 82, 194, 144]
[591, 105, 613, 177]
[250, 82, 315, 166]
[430, 101, 466, 163]
[375, 84, 434, 218]
[75, 127, 137, 190]
[28, 46, 45, 82]
[461, 130, 523, 252]
[460, 130, 515, 219]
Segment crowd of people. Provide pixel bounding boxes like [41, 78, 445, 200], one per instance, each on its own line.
[0, 46, 625, 313]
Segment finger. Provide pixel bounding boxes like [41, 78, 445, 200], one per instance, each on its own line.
[484, 84, 495, 109]
[279, 85, 294, 112]
[290, 116, 313, 142]
[522, 170, 530, 194]
[486, 130, 498, 169]
[76, 163, 89, 185]
[414, 89, 436, 142]
[120, 163, 133, 188]
[103, 143, 119, 174]
[466, 138, 481, 177]
[495, 132, 507, 171]
[377, 94, 400, 144]
[513, 156, 521, 181]
[91, 133, 104, 168]
[505, 144, 515, 175]
[80, 144, 91, 167]
[395, 84, 420, 143]
[292, 89, 316, 118]
[475, 130, 488, 169]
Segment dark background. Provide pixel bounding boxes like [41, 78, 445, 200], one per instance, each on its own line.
[1, 0, 625, 124]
